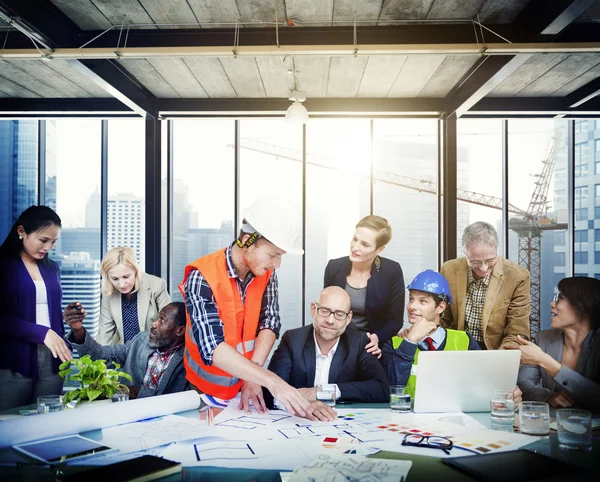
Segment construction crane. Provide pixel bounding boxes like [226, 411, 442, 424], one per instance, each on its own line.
[509, 135, 566, 335]
[237, 136, 564, 336]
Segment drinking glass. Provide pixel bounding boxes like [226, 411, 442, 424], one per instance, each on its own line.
[557, 409, 592, 451]
[490, 390, 515, 430]
[316, 385, 336, 407]
[37, 395, 64, 414]
[390, 385, 411, 412]
[519, 401, 550, 435]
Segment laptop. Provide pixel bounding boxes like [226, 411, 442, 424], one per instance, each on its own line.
[413, 350, 521, 413]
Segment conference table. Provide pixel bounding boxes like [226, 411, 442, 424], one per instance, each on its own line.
[0, 403, 597, 482]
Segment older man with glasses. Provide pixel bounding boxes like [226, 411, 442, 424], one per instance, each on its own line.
[263, 286, 389, 418]
[440, 221, 531, 350]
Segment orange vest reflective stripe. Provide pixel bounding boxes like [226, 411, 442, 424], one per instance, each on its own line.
[178, 248, 271, 399]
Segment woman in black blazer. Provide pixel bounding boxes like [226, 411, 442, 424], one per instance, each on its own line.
[324, 215, 405, 374]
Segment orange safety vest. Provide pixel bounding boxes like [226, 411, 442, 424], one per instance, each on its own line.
[179, 248, 271, 399]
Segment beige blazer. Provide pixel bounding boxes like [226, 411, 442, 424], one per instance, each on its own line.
[96, 273, 171, 345]
[440, 257, 531, 350]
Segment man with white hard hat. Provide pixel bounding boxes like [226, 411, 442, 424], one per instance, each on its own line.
[180, 196, 313, 418]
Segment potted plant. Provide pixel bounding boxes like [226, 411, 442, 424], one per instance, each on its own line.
[59, 355, 133, 405]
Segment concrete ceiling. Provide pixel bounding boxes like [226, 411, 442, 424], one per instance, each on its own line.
[48, 0, 529, 30]
[1, 52, 599, 100]
[0, 0, 599, 116]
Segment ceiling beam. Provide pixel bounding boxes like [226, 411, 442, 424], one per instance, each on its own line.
[72, 25, 520, 50]
[469, 96, 600, 116]
[0, 98, 135, 117]
[446, 0, 596, 118]
[2, 96, 599, 118]
[566, 76, 600, 108]
[0, 0, 79, 48]
[0, 0, 154, 117]
[68, 59, 156, 118]
[444, 55, 532, 118]
[513, 0, 598, 39]
[2, 42, 600, 60]
[156, 98, 443, 116]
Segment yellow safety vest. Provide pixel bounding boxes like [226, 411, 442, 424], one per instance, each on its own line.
[391, 329, 470, 400]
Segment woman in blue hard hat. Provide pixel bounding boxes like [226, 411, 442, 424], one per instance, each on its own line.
[324, 215, 405, 375]
[391, 269, 481, 389]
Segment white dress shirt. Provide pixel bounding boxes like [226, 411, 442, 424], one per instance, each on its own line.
[274, 331, 342, 410]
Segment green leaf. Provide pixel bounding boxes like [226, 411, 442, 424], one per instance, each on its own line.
[86, 389, 103, 402]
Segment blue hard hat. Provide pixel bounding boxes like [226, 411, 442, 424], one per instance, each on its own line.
[407, 269, 452, 304]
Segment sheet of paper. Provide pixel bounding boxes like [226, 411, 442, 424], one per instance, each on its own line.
[0, 391, 201, 449]
[289, 453, 412, 482]
[159, 431, 323, 470]
[99, 414, 209, 452]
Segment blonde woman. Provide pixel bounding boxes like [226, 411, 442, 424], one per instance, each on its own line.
[97, 247, 171, 345]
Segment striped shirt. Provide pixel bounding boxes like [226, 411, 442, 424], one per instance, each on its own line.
[184, 244, 281, 366]
[464, 269, 490, 343]
[143, 343, 183, 390]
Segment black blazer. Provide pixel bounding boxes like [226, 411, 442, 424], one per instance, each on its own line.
[324, 256, 405, 343]
[264, 325, 389, 408]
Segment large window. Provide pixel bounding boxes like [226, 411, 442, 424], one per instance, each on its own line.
[0, 120, 39, 240]
[239, 120, 303, 333]
[49, 120, 102, 339]
[457, 119, 504, 256]
[373, 119, 438, 285]
[5, 115, 600, 341]
[573, 119, 600, 279]
[305, 119, 371, 317]
[171, 119, 235, 301]
[107, 120, 146, 268]
[507, 120, 568, 331]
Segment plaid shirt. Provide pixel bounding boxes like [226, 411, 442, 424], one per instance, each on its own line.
[184, 244, 281, 366]
[464, 269, 490, 343]
[143, 343, 183, 390]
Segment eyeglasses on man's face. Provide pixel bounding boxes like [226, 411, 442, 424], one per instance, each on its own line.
[553, 293, 564, 305]
[401, 434, 454, 455]
[465, 254, 498, 269]
[315, 304, 350, 321]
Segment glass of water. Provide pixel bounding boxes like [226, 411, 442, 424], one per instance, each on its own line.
[37, 395, 64, 414]
[316, 385, 336, 407]
[390, 385, 411, 412]
[557, 409, 592, 451]
[490, 390, 515, 430]
[519, 401, 550, 435]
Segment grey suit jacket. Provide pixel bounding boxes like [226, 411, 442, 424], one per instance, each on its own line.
[67, 330, 189, 398]
[97, 273, 171, 345]
[517, 328, 600, 411]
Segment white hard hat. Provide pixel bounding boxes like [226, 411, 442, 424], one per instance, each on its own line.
[242, 196, 304, 255]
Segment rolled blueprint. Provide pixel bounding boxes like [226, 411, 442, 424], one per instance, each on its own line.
[0, 391, 201, 448]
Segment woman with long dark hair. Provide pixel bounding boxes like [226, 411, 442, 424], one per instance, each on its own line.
[0, 205, 72, 409]
[517, 276, 600, 411]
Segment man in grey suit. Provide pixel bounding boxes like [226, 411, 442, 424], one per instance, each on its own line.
[64, 302, 189, 398]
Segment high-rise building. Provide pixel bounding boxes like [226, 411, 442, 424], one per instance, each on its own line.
[60, 228, 102, 261]
[60, 252, 102, 339]
[0, 120, 38, 240]
[107, 194, 145, 267]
